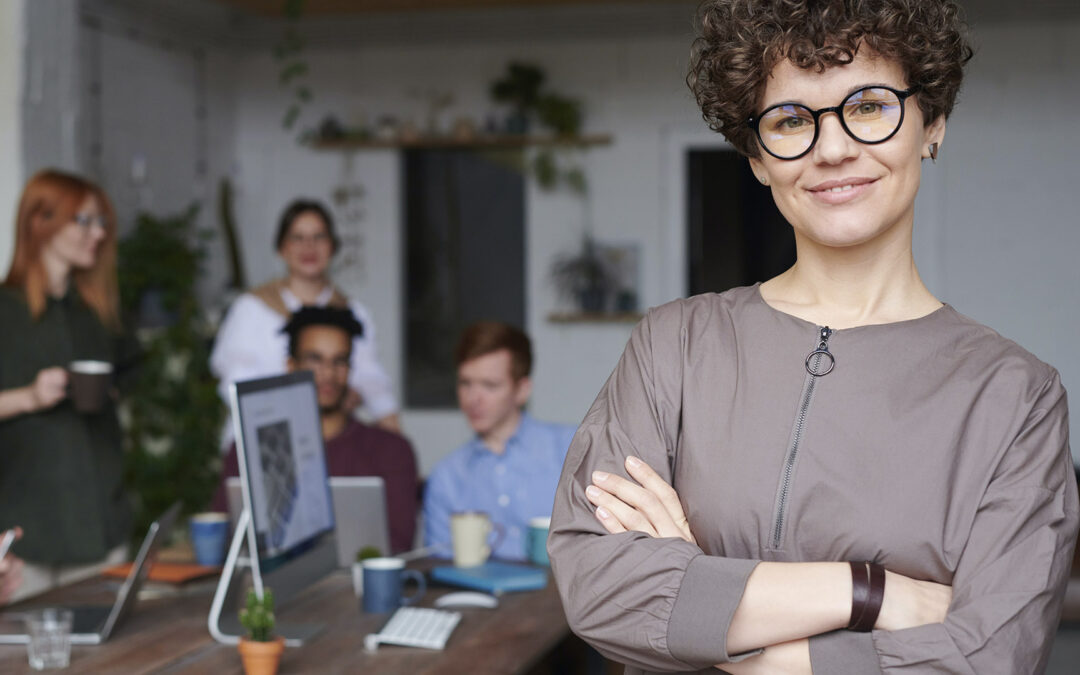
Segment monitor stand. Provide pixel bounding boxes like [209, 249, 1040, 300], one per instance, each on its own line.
[208, 509, 335, 646]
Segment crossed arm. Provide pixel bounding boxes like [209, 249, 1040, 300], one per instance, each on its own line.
[585, 456, 952, 674]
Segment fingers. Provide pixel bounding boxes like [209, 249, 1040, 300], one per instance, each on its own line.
[40, 368, 68, 388]
[588, 469, 687, 539]
[624, 456, 696, 543]
[593, 505, 627, 535]
[585, 482, 658, 538]
[34, 369, 67, 408]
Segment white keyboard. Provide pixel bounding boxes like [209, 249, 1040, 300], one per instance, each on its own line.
[363, 607, 462, 651]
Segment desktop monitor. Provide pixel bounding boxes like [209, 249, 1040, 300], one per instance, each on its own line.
[210, 371, 337, 645]
[231, 371, 335, 561]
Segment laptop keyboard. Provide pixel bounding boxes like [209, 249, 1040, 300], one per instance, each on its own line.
[71, 606, 112, 633]
[363, 607, 461, 651]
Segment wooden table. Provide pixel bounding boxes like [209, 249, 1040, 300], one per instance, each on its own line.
[0, 560, 576, 674]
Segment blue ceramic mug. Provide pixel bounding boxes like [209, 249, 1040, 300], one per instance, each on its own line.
[362, 558, 426, 613]
[189, 513, 228, 566]
[525, 516, 551, 566]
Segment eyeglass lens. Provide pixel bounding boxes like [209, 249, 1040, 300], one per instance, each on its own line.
[757, 87, 905, 159]
[74, 213, 105, 229]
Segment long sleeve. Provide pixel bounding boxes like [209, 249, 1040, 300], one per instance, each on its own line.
[422, 463, 456, 556]
[381, 435, 419, 553]
[346, 300, 398, 420]
[209, 295, 282, 403]
[809, 371, 1079, 674]
[548, 306, 761, 672]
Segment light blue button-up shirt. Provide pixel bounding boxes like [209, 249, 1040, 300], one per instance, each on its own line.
[423, 414, 577, 561]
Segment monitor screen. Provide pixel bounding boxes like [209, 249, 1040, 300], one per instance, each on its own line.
[230, 372, 334, 559]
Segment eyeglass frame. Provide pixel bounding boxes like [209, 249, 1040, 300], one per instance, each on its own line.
[72, 213, 107, 230]
[746, 85, 920, 161]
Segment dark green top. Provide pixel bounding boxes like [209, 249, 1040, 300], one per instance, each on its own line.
[0, 287, 132, 565]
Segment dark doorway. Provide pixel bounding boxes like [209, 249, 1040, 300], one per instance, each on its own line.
[403, 149, 526, 408]
[687, 149, 795, 296]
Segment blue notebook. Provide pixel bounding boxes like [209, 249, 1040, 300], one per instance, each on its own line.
[430, 562, 548, 594]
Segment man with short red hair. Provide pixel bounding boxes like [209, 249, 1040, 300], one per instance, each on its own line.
[423, 322, 576, 561]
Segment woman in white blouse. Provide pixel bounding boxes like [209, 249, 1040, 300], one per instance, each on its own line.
[210, 199, 400, 432]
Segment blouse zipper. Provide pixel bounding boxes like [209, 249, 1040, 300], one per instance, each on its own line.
[770, 327, 834, 550]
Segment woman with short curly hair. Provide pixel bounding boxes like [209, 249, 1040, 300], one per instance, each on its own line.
[549, 1, 1077, 673]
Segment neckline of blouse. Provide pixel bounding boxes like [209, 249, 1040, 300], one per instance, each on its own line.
[750, 282, 954, 334]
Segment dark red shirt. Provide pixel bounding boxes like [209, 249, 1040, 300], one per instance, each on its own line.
[212, 419, 419, 553]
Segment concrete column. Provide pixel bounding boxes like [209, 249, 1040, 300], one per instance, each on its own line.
[0, 0, 25, 275]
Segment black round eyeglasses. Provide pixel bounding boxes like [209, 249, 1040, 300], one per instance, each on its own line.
[747, 86, 919, 160]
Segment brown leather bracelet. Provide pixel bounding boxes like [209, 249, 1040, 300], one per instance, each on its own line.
[848, 561, 870, 630]
[851, 561, 885, 630]
[850, 562, 886, 632]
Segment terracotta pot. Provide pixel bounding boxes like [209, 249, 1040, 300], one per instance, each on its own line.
[238, 636, 285, 675]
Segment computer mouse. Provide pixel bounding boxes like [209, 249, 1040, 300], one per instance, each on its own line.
[434, 591, 499, 609]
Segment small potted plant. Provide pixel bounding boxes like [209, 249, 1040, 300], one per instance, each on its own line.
[551, 236, 617, 314]
[238, 589, 285, 675]
[352, 546, 383, 597]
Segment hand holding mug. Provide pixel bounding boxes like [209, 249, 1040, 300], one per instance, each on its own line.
[28, 368, 67, 412]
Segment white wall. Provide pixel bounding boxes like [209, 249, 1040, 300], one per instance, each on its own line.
[0, 0, 24, 275]
[75, 0, 238, 300]
[926, 20, 1080, 410]
[229, 18, 1080, 471]
[230, 36, 705, 473]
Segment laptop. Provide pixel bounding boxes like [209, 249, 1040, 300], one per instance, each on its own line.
[226, 476, 390, 567]
[0, 502, 181, 645]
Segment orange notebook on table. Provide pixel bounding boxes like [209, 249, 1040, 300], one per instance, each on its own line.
[102, 562, 220, 584]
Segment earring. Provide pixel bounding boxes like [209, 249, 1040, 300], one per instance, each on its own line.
[928, 143, 939, 162]
[759, 176, 768, 186]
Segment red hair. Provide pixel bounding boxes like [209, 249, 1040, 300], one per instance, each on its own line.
[3, 169, 120, 329]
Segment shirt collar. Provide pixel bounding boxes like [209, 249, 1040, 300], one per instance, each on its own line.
[468, 412, 533, 458]
[280, 284, 334, 312]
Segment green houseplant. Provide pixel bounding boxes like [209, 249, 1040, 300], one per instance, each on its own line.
[550, 235, 616, 313]
[351, 545, 383, 597]
[238, 589, 285, 675]
[489, 61, 589, 195]
[117, 205, 225, 541]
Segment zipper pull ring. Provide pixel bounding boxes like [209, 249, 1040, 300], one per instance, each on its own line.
[805, 326, 835, 377]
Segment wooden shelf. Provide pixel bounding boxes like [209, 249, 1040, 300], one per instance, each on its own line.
[547, 311, 643, 324]
[307, 133, 614, 151]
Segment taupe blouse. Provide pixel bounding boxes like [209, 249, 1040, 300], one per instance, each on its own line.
[549, 285, 1078, 674]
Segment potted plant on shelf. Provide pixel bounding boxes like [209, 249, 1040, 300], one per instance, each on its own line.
[550, 235, 617, 314]
[490, 62, 545, 135]
[238, 589, 285, 675]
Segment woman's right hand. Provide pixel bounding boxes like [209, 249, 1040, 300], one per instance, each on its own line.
[875, 570, 953, 631]
[28, 367, 67, 412]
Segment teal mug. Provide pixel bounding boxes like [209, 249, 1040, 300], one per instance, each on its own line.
[525, 516, 551, 566]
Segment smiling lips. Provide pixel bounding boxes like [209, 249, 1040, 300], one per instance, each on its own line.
[806, 177, 877, 204]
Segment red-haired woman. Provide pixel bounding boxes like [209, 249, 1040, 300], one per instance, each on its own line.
[0, 170, 132, 601]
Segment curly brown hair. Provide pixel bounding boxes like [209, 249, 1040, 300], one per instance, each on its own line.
[688, 0, 974, 157]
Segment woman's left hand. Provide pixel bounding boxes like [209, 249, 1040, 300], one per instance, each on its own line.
[585, 456, 696, 545]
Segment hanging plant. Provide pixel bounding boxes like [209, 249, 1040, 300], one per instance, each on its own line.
[274, 0, 312, 132]
[489, 61, 589, 196]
